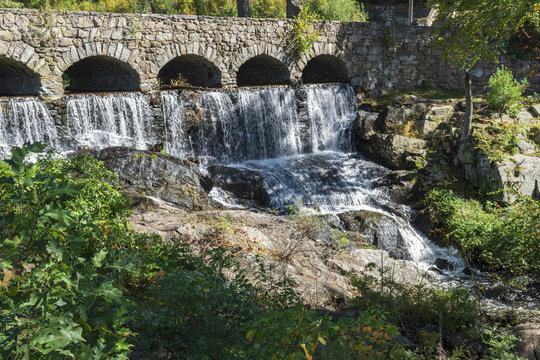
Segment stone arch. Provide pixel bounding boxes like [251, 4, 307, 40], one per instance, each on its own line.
[158, 55, 222, 88]
[0, 56, 42, 96]
[55, 42, 144, 79]
[237, 55, 291, 86]
[63, 56, 141, 93]
[302, 55, 349, 84]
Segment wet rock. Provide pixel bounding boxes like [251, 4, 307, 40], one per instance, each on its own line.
[88, 146, 215, 210]
[356, 110, 381, 140]
[435, 258, 456, 271]
[338, 209, 411, 260]
[207, 165, 270, 207]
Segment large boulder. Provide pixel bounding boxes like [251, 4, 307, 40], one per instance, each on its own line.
[418, 105, 454, 137]
[361, 134, 427, 170]
[383, 106, 416, 132]
[461, 149, 540, 202]
[338, 209, 412, 260]
[90, 147, 215, 210]
[207, 165, 270, 207]
[513, 322, 540, 360]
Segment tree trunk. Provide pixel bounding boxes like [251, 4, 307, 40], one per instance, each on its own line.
[408, 0, 414, 25]
[287, 0, 302, 19]
[237, 0, 250, 18]
[461, 71, 473, 142]
[149, 0, 156, 13]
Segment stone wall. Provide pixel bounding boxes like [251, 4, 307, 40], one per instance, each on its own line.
[0, 7, 537, 101]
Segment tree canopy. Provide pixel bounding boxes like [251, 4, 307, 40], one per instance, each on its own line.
[429, 0, 540, 70]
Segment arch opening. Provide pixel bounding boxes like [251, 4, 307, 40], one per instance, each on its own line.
[237, 55, 290, 87]
[158, 55, 222, 88]
[0, 56, 41, 96]
[63, 56, 140, 93]
[302, 55, 349, 84]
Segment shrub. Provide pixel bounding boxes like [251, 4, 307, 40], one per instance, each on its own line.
[424, 189, 540, 277]
[0, 144, 132, 359]
[291, 8, 322, 58]
[250, 0, 286, 18]
[304, 0, 368, 22]
[244, 305, 403, 359]
[486, 66, 528, 115]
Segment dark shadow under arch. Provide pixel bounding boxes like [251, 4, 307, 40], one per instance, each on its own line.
[0, 56, 41, 96]
[63, 56, 140, 93]
[302, 55, 349, 84]
[237, 55, 290, 87]
[158, 55, 222, 88]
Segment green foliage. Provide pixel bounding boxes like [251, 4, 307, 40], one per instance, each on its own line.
[291, 8, 322, 58]
[483, 326, 526, 360]
[244, 305, 402, 359]
[429, 0, 539, 70]
[423, 189, 540, 277]
[250, 0, 285, 18]
[0, 143, 132, 359]
[304, 0, 368, 22]
[351, 263, 479, 335]
[486, 66, 529, 115]
[474, 121, 525, 161]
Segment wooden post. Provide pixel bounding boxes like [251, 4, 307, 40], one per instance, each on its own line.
[408, 0, 414, 25]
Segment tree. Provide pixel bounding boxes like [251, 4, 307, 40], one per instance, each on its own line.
[287, 0, 302, 18]
[237, 0, 250, 17]
[428, 0, 539, 140]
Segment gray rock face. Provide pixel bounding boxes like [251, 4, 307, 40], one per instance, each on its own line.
[129, 203, 432, 308]
[362, 134, 427, 170]
[90, 147, 215, 210]
[383, 106, 415, 132]
[207, 165, 270, 207]
[338, 209, 411, 260]
[462, 149, 540, 202]
[490, 154, 540, 202]
[513, 322, 540, 360]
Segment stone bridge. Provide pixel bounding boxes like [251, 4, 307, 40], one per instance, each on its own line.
[0, 8, 536, 100]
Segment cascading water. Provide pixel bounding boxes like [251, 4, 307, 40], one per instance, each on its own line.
[305, 83, 357, 152]
[169, 83, 465, 273]
[66, 92, 155, 150]
[0, 97, 60, 157]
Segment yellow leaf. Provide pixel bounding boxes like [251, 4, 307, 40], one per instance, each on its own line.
[318, 336, 326, 345]
[300, 343, 313, 360]
[246, 329, 256, 341]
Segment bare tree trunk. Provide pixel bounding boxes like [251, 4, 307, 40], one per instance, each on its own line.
[237, 0, 250, 18]
[408, 0, 414, 25]
[287, 0, 302, 19]
[461, 71, 473, 141]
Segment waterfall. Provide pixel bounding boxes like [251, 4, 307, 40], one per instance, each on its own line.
[66, 93, 155, 150]
[304, 83, 357, 152]
[0, 97, 59, 157]
[161, 91, 192, 158]
[237, 87, 301, 160]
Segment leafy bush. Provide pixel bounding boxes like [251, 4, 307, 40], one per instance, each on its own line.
[0, 144, 132, 359]
[474, 121, 523, 161]
[250, 0, 285, 18]
[424, 189, 540, 277]
[350, 263, 479, 335]
[304, 0, 368, 22]
[245, 305, 403, 359]
[483, 326, 526, 360]
[291, 8, 322, 58]
[486, 66, 528, 115]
